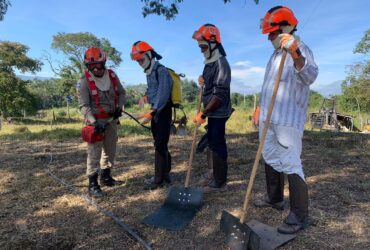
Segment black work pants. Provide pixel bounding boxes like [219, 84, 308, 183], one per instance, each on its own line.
[151, 103, 172, 180]
[207, 117, 228, 161]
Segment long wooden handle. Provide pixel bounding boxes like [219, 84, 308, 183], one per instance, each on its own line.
[185, 87, 203, 188]
[240, 50, 287, 223]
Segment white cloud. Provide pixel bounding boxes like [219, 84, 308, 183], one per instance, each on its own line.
[230, 61, 265, 94]
[233, 60, 252, 67]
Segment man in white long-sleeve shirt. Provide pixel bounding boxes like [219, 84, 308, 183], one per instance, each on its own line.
[254, 6, 319, 234]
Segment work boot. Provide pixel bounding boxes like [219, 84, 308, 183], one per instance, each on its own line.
[204, 152, 228, 192]
[254, 163, 286, 210]
[88, 173, 107, 197]
[100, 168, 124, 187]
[200, 149, 213, 186]
[212, 152, 228, 186]
[144, 177, 164, 190]
[278, 174, 309, 234]
[144, 150, 165, 190]
[163, 152, 172, 185]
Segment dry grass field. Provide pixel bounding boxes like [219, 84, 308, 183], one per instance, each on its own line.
[0, 127, 369, 249]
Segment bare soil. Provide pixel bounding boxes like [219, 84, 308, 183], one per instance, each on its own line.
[0, 131, 369, 249]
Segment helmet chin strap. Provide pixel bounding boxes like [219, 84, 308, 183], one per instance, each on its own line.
[144, 55, 152, 71]
[206, 41, 217, 59]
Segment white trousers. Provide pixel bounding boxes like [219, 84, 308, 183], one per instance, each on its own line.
[259, 123, 305, 180]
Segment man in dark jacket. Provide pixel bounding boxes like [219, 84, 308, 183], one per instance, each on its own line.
[192, 24, 232, 191]
[131, 41, 173, 190]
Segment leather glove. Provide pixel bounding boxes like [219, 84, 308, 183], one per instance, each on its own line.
[113, 107, 122, 120]
[279, 34, 301, 59]
[93, 121, 108, 133]
[193, 111, 206, 125]
[137, 110, 156, 124]
[252, 106, 260, 126]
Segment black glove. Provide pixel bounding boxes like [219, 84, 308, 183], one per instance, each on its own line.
[113, 107, 123, 120]
[93, 121, 107, 133]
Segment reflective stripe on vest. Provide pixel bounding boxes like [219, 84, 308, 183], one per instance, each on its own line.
[85, 69, 119, 119]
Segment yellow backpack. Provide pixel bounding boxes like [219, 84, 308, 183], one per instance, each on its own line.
[155, 66, 187, 135]
[167, 68, 184, 107]
[155, 66, 185, 107]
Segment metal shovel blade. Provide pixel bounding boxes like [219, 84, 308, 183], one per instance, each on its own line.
[142, 186, 203, 230]
[220, 211, 296, 250]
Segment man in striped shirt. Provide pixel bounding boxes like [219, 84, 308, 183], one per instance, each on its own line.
[255, 6, 319, 234]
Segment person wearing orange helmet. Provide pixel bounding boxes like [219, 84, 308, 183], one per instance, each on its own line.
[255, 6, 319, 234]
[130, 41, 173, 190]
[192, 24, 232, 191]
[77, 47, 126, 197]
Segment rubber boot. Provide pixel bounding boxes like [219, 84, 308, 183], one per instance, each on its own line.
[100, 168, 124, 187]
[278, 174, 309, 234]
[163, 152, 172, 185]
[144, 150, 165, 190]
[204, 152, 227, 192]
[254, 163, 286, 210]
[200, 149, 213, 186]
[88, 173, 107, 197]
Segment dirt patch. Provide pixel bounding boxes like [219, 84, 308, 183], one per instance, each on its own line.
[0, 131, 369, 249]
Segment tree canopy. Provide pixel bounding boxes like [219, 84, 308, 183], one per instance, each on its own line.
[0, 0, 10, 21]
[141, 0, 258, 20]
[340, 29, 370, 113]
[51, 32, 122, 73]
[0, 41, 42, 118]
[48, 32, 122, 97]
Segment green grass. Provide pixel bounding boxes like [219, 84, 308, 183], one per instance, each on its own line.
[1, 104, 367, 141]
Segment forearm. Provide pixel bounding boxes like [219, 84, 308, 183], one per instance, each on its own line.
[293, 52, 305, 71]
[204, 96, 222, 115]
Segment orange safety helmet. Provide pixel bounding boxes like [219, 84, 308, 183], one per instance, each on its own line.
[260, 6, 298, 34]
[84, 47, 107, 65]
[130, 41, 154, 60]
[192, 23, 221, 43]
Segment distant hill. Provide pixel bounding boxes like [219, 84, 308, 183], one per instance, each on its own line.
[312, 80, 343, 97]
[17, 75, 54, 81]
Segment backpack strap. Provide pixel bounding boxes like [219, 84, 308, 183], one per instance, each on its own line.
[154, 64, 165, 84]
[85, 70, 118, 119]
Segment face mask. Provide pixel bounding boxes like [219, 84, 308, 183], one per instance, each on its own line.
[88, 63, 106, 77]
[138, 52, 152, 70]
[271, 36, 281, 50]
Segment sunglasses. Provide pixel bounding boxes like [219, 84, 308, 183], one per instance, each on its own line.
[87, 63, 105, 70]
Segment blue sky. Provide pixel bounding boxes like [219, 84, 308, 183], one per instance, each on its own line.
[1, 0, 369, 95]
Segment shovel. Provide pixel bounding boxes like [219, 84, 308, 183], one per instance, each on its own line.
[220, 50, 296, 249]
[142, 87, 204, 230]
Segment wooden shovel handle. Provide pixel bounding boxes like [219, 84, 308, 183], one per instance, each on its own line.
[240, 50, 287, 223]
[185, 87, 203, 188]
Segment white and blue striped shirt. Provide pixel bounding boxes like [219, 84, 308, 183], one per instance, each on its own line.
[259, 41, 319, 130]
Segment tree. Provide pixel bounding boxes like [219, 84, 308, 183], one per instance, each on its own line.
[181, 79, 198, 103]
[308, 90, 324, 110]
[47, 32, 122, 96]
[341, 29, 370, 113]
[0, 0, 10, 21]
[28, 79, 65, 109]
[141, 0, 259, 20]
[0, 41, 42, 118]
